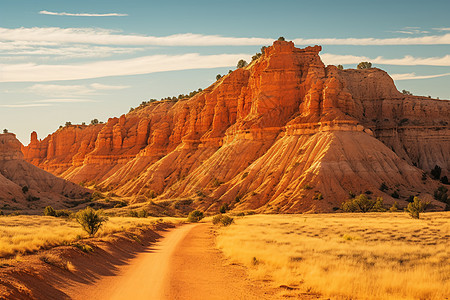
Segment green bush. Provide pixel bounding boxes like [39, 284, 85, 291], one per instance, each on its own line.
[342, 194, 385, 213]
[236, 59, 248, 68]
[22, 186, 29, 193]
[220, 215, 234, 226]
[406, 197, 430, 219]
[75, 207, 108, 236]
[219, 203, 229, 214]
[389, 201, 399, 212]
[212, 214, 234, 226]
[212, 214, 222, 225]
[44, 206, 56, 216]
[187, 210, 204, 223]
[357, 62, 372, 69]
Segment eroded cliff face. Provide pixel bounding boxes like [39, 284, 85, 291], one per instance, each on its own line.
[0, 133, 91, 212]
[22, 40, 450, 212]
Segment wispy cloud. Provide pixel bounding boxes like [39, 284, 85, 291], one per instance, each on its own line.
[27, 83, 130, 96]
[34, 98, 95, 103]
[390, 27, 429, 35]
[0, 53, 251, 82]
[39, 10, 128, 17]
[2, 27, 450, 46]
[433, 27, 450, 31]
[321, 53, 450, 66]
[0, 103, 51, 108]
[390, 72, 450, 80]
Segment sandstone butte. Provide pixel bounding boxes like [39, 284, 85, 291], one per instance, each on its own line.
[22, 40, 450, 213]
[0, 133, 90, 212]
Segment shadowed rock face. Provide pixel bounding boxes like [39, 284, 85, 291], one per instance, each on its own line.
[0, 133, 91, 212]
[22, 41, 450, 212]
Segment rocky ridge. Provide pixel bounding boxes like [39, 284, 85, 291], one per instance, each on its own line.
[22, 41, 450, 212]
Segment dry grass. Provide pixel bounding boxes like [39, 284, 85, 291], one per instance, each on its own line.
[0, 215, 180, 258]
[216, 212, 450, 300]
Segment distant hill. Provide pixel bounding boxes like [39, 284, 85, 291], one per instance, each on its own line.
[0, 133, 91, 213]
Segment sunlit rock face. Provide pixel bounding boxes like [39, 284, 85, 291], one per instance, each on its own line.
[22, 41, 450, 212]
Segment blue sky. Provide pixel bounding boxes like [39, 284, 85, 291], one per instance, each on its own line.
[1, 0, 449, 143]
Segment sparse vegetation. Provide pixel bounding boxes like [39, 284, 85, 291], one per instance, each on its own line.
[430, 165, 442, 180]
[337, 64, 344, 70]
[236, 59, 248, 68]
[75, 207, 108, 236]
[357, 61, 372, 69]
[212, 214, 234, 226]
[187, 210, 204, 223]
[0, 215, 178, 258]
[342, 194, 385, 212]
[401, 90, 412, 95]
[216, 213, 450, 299]
[389, 201, 399, 212]
[216, 74, 222, 80]
[219, 203, 229, 214]
[43, 206, 56, 216]
[406, 196, 429, 219]
[2, 129, 8, 134]
[277, 36, 285, 41]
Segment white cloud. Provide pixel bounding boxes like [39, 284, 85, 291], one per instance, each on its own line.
[0, 41, 144, 58]
[0, 103, 51, 108]
[391, 27, 429, 35]
[39, 10, 128, 17]
[0, 53, 251, 82]
[89, 83, 130, 90]
[34, 98, 95, 103]
[3, 27, 450, 46]
[321, 53, 450, 66]
[390, 72, 450, 80]
[433, 27, 450, 31]
[26, 83, 130, 96]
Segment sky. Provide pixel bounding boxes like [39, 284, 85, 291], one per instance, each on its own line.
[1, 0, 449, 144]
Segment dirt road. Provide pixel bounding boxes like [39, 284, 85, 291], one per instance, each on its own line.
[73, 223, 275, 300]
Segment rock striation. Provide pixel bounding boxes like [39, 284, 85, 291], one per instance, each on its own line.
[22, 40, 450, 212]
[0, 133, 91, 212]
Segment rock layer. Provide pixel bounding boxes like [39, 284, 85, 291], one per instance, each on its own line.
[22, 41, 450, 212]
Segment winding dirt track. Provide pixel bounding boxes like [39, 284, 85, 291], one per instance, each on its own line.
[73, 223, 274, 300]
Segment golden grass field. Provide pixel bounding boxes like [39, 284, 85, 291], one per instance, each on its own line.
[216, 212, 450, 300]
[0, 215, 179, 258]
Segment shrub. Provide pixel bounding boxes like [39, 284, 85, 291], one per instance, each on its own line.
[431, 165, 442, 180]
[389, 201, 399, 212]
[129, 210, 139, 218]
[22, 186, 29, 193]
[212, 214, 234, 226]
[75, 207, 108, 236]
[236, 59, 248, 68]
[216, 74, 222, 80]
[401, 90, 412, 95]
[406, 197, 430, 219]
[212, 214, 222, 225]
[90, 119, 99, 125]
[391, 191, 400, 199]
[187, 210, 204, 223]
[342, 194, 385, 213]
[219, 203, 229, 214]
[441, 176, 449, 185]
[277, 36, 285, 41]
[434, 186, 448, 204]
[379, 182, 388, 192]
[241, 172, 249, 179]
[220, 215, 234, 226]
[337, 64, 344, 70]
[2, 129, 8, 134]
[55, 210, 71, 218]
[357, 62, 372, 69]
[313, 192, 323, 200]
[44, 206, 56, 216]
[138, 209, 148, 218]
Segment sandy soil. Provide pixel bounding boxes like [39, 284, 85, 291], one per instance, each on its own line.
[71, 223, 276, 300]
